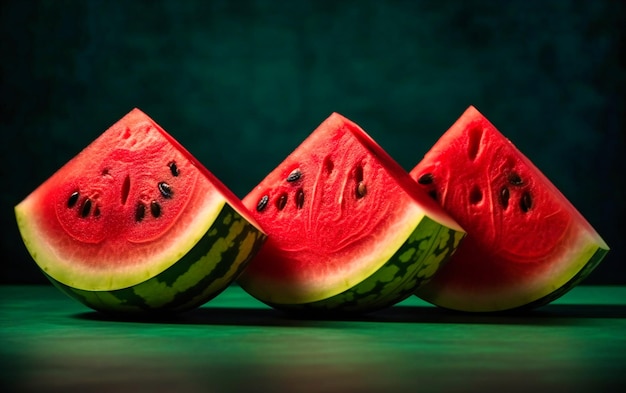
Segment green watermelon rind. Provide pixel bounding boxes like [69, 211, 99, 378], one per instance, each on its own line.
[514, 246, 609, 311]
[44, 203, 266, 314]
[259, 215, 465, 314]
[418, 244, 608, 314]
[15, 191, 223, 292]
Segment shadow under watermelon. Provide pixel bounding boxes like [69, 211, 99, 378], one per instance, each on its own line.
[71, 303, 626, 327]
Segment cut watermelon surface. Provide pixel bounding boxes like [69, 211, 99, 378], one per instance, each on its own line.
[410, 106, 609, 312]
[238, 113, 465, 313]
[15, 108, 266, 314]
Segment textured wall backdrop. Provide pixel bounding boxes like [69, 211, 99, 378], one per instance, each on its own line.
[1, 0, 624, 284]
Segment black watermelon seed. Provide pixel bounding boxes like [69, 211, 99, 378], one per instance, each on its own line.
[150, 200, 161, 218]
[286, 169, 301, 182]
[93, 206, 101, 217]
[520, 191, 533, 212]
[158, 182, 173, 199]
[499, 186, 510, 209]
[428, 189, 438, 201]
[356, 182, 367, 199]
[80, 198, 92, 218]
[68, 191, 79, 208]
[508, 172, 523, 186]
[276, 193, 288, 210]
[256, 195, 269, 212]
[296, 188, 305, 208]
[168, 161, 180, 177]
[135, 203, 146, 222]
[417, 173, 434, 185]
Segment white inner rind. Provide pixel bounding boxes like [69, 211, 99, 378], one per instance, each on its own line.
[15, 191, 227, 291]
[416, 228, 608, 312]
[240, 202, 456, 305]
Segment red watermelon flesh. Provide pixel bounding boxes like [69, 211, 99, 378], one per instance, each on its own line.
[238, 113, 463, 308]
[16, 108, 263, 293]
[410, 106, 609, 311]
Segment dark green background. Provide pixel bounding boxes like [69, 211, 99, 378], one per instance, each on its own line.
[1, 0, 624, 284]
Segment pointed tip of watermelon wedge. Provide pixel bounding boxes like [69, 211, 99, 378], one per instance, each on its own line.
[126, 108, 265, 233]
[330, 111, 465, 233]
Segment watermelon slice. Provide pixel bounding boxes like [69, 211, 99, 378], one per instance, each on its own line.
[410, 106, 609, 312]
[15, 108, 266, 314]
[238, 113, 465, 313]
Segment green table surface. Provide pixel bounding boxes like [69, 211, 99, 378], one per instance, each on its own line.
[1, 285, 625, 392]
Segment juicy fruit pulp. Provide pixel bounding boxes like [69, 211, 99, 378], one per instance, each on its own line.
[238, 113, 465, 313]
[410, 106, 609, 312]
[15, 108, 266, 313]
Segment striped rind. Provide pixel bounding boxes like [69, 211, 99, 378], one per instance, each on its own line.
[48, 204, 266, 314]
[415, 231, 609, 312]
[264, 216, 464, 314]
[514, 246, 609, 311]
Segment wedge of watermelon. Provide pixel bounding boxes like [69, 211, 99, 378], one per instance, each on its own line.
[410, 106, 609, 312]
[238, 113, 465, 313]
[15, 108, 266, 314]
